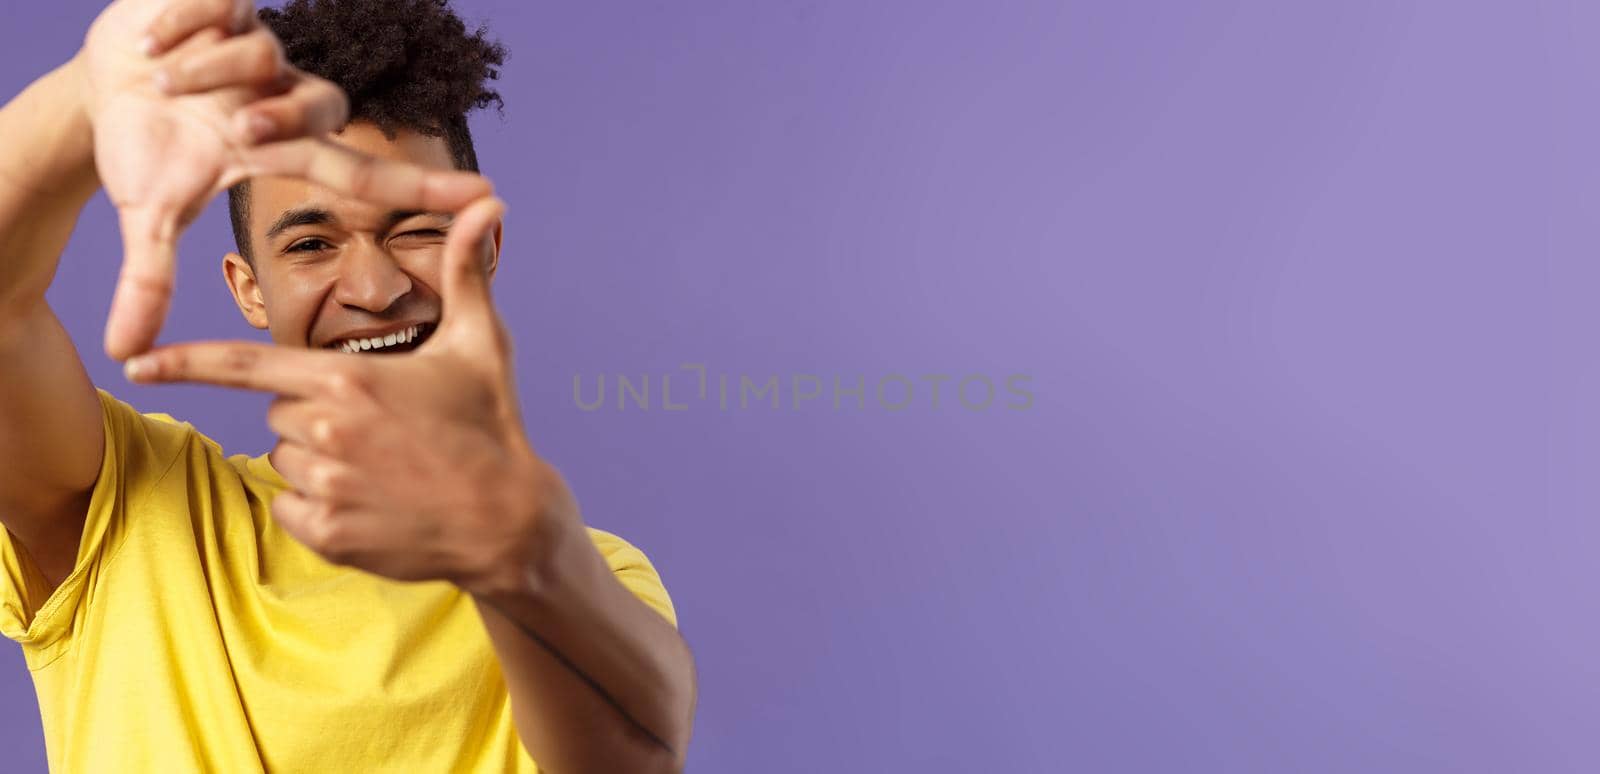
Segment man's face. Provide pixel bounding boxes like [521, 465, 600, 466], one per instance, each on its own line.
[223, 122, 498, 354]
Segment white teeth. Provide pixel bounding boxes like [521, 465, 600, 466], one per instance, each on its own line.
[333, 325, 427, 353]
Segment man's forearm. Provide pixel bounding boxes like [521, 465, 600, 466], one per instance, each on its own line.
[472, 516, 696, 773]
[0, 52, 100, 311]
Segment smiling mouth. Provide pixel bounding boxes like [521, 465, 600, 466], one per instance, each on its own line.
[325, 323, 436, 354]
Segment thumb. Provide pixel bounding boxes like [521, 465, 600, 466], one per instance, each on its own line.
[431, 196, 506, 352]
[105, 207, 179, 361]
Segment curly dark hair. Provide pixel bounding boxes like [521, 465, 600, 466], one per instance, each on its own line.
[227, 0, 507, 260]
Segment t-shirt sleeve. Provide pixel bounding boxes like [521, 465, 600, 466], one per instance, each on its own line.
[586, 528, 678, 628]
[0, 390, 194, 653]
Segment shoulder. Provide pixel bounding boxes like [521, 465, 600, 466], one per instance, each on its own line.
[95, 388, 219, 461]
[584, 526, 678, 627]
[94, 389, 241, 504]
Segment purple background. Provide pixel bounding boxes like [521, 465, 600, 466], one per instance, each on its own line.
[1, 0, 1594, 771]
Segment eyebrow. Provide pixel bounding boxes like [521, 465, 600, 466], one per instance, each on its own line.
[263, 207, 448, 242]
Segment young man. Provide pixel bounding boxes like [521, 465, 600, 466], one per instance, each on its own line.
[0, 0, 696, 770]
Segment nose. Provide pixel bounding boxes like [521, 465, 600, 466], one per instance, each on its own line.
[333, 240, 413, 313]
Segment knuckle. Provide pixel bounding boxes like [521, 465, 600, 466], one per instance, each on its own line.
[219, 344, 260, 375]
[309, 415, 334, 444]
[323, 368, 371, 399]
[316, 417, 354, 453]
[155, 349, 188, 377]
[309, 463, 344, 497]
[246, 36, 281, 79]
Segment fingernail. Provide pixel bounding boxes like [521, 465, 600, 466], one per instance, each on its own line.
[124, 356, 153, 381]
[153, 70, 175, 95]
[140, 35, 160, 57]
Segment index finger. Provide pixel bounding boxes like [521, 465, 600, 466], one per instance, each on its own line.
[241, 137, 494, 213]
[142, 0, 258, 57]
[125, 340, 347, 397]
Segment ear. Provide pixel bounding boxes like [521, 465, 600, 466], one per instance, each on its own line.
[222, 253, 270, 330]
[484, 217, 504, 281]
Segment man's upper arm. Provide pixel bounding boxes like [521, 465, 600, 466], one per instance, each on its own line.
[0, 297, 104, 588]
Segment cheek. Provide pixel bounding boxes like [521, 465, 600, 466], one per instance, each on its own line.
[393, 251, 447, 300]
[261, 270, 336, 345]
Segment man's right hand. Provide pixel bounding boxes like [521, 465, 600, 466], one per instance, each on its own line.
[80, 0, 492, 361]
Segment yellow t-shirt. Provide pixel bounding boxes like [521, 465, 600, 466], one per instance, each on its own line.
[0, 390, 677, 772]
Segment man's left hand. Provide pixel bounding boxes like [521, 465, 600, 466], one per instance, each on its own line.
[125, 196, 575, 596]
